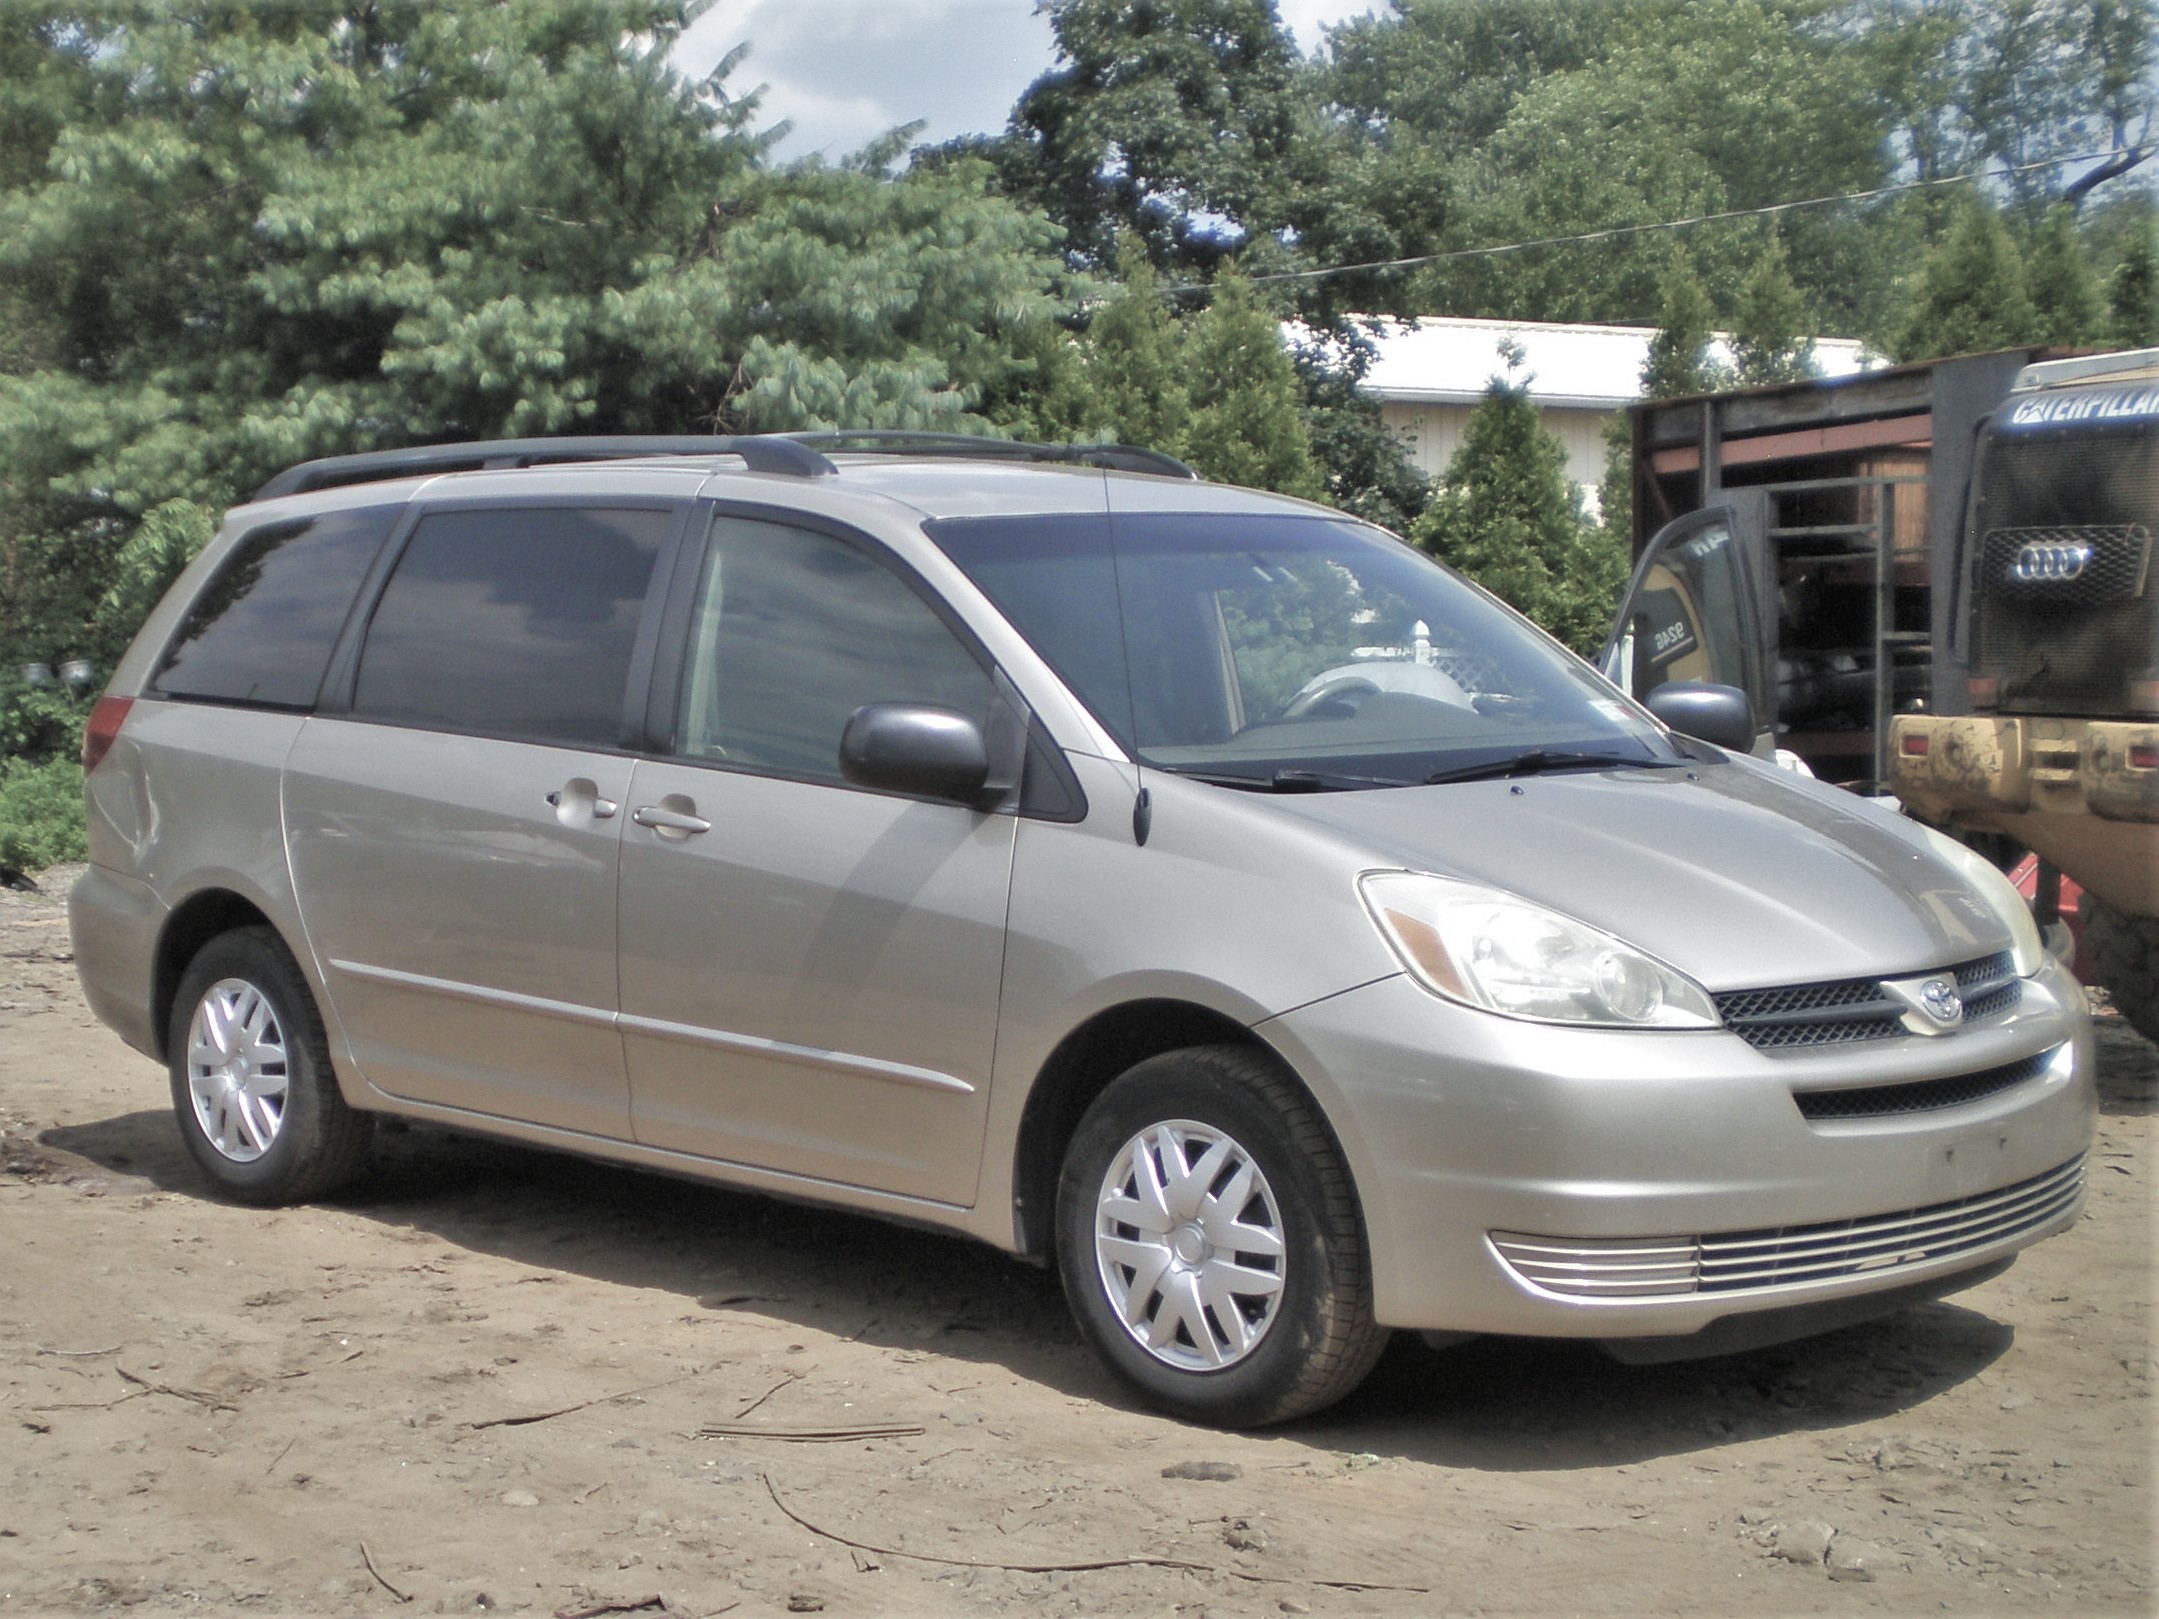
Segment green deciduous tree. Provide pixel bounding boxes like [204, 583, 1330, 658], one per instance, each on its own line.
[2107, 231, 2157, 345]
[1402, 2, 1894, 331]
[993, 0, 1305, 269]
[1409, 357, 1626, 655]
[0, 1, 1087, 794]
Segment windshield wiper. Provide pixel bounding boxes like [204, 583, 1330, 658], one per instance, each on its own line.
[1165, 766, 1415, 793]
[1423, 749, 1678, 786]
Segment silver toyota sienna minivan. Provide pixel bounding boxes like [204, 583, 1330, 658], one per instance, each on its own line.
[70, 435, 2096, 1427]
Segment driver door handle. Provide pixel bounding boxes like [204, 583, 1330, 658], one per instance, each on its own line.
[632, 803, 711, 836]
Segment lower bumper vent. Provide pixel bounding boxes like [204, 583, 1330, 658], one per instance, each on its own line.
[1492, 1153, 2084, 1300]
[1793, 1050, 2055, 1121]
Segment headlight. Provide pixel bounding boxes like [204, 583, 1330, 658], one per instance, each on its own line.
[1357, 872, 1721, 1029]
[1916, 824, 2047, 977]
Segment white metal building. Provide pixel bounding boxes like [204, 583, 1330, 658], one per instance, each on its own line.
[1353, 316, 1879, 511]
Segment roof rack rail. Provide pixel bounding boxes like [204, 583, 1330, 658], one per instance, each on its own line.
[251, 435, 837, 501]
[784, 430, 1199, 480]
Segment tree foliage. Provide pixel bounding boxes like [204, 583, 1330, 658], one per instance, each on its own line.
[1409, 360, 1627, 656]
[1730, 234, 1817, 385]
[0, 0, 1094, 789]
[1896, 198, 2041, 358]
[993, 0, 1305, 269]
[2024, 204, 2106, 345]
[1643, 249, 1724, 399]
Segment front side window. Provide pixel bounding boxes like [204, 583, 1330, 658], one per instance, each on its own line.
[352, 505, 670, 748]
[675, 515, 992, 783]
[154, 506, 399, 709]
[928, 510, 1674, 786]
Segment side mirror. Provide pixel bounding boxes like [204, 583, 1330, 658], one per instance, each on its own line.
[840, 704, 993, 805]
[1644, 681, 1756, 753]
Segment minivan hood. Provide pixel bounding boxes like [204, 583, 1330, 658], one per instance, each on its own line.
[1267, 758, 2011, 991]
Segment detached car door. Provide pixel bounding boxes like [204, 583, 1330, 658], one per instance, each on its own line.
[1602, 500, 1774, 752]
[284, 500, 681, 1140]
[616, 509, 1015, 1207]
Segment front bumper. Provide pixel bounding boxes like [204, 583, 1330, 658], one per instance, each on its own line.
[1261, 961, 2095, 1345]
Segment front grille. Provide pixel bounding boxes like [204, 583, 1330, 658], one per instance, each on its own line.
[1491, 1154, 2084, 1300]
[1956, 952, 2023, 1022]
[1714, 952, 2019, 1051]
[1978, 524, 2152, 609]
[1969, 424, 2157, 717]
[1793, 1050, 2053, 1121]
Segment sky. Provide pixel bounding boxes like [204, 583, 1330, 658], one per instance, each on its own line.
[670, 1, 1384, 164]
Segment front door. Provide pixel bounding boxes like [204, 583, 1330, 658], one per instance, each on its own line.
[617, 511, 1015, 1206]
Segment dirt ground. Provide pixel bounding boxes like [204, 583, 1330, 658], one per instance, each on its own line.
[1, 868, 2152, 1619]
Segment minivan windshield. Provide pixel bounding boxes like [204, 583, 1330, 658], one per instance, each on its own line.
[926, 510, 1676, 788]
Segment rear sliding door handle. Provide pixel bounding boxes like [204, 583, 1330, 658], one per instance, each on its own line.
[632, 801, 711, 838]
[546, 780, 619, 826]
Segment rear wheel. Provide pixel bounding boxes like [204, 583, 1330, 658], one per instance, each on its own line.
[2085, 896, 2159, 1045]
[1055, 1045, 1388, 1428]
[167, 926, 372, 1203]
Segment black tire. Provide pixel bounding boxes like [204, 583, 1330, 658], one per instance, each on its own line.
[2085, 896, 2159, 1046]
[1054, 1045, 1389, 1428]
[166, 926, 373, 1204]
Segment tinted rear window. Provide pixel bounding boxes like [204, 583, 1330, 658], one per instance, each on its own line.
[153, 506, 398, 709]
[352, 505, 671, 748]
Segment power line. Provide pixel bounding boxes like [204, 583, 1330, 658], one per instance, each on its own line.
[1161, 147, 2139, 297]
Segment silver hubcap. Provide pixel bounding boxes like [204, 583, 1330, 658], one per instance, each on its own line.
[1094, 1119, 1286, 1371]
[185, 978, 290, 1163]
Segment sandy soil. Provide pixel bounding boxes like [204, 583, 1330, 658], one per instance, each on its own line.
[1, 866, 2152, 1618]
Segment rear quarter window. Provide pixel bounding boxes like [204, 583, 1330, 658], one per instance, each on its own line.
[153, 506, 400, 709]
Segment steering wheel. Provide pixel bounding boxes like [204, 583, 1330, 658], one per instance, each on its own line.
[1279, 676, 1379, 721]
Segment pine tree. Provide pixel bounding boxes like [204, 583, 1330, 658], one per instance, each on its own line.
[1081, 244, 1194, 458]
[1408, 363, 1626, 656]
[1642, 250, 1721, 399]
[1897, 201, 2039, 360]
[1180, 269, 1324, 499]
[2024, 207, 2104, 347]
[1596, 410, 1634, 549]
[1730, 235, 1815, 386]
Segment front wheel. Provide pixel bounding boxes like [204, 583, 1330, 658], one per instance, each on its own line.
[167, 926, 373, 1204]
[1055, 1046, 1388, 1427]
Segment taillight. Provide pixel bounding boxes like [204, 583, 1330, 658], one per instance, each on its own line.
[81, 696, 133, 774]
[1900, 732, 1930, 756]
[2131, 743, 2159, 771]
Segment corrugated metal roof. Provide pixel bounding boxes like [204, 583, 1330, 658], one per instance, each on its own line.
[1351, 315, 1879, 409]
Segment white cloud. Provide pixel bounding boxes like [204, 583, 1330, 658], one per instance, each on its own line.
[669, 1, 1387, 163]
[1275, 0, 1384, 53]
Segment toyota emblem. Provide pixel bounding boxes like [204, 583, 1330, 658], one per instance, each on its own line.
[1919, 977, 1964, 1026]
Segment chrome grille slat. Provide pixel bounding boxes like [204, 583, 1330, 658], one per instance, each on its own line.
[1491, 1154, 2084, 1300]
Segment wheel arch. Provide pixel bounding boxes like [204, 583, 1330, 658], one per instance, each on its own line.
[151, 888, 283, 1062]
[1008, 997, 1351, 1263]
